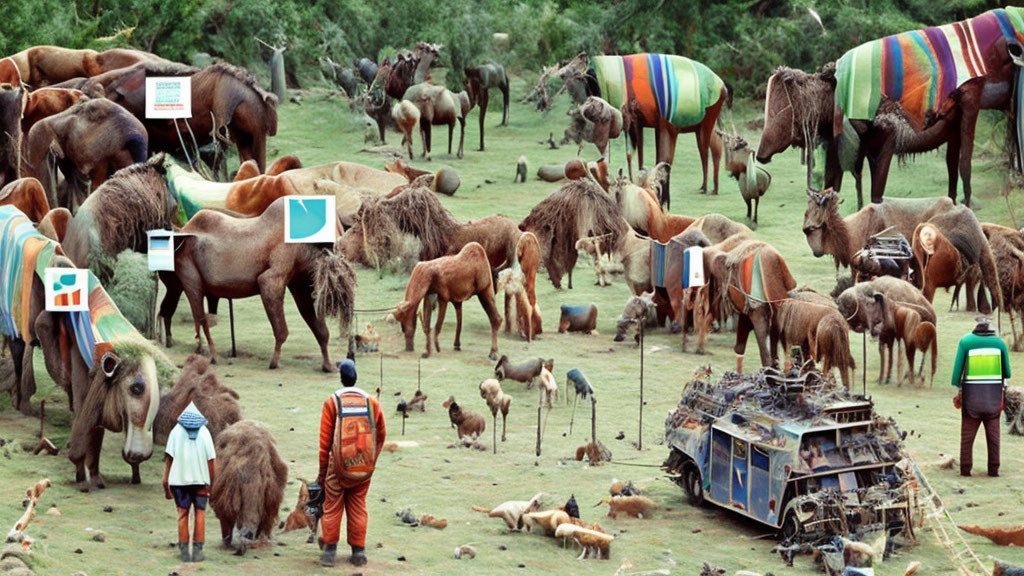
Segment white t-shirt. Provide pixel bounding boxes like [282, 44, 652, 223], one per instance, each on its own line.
[165, 425, 216, 486]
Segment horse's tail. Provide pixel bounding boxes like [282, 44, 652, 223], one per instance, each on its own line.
[312, 245, 357, 338]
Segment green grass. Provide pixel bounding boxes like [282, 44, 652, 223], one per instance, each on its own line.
[2, 78, 1024, 575]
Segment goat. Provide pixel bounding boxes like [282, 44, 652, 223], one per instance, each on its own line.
[442, 396, 485, 444]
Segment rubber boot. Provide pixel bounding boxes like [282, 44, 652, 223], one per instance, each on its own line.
[350, 545, 367, 566]
[178, 542, 191, 563]
[192, 542, 205, 562]
[320, 544, 337, 567]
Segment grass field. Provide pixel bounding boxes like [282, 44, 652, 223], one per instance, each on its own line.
[2, 76, 1024, 576]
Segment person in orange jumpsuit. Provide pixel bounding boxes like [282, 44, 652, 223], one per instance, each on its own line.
[317, 359, 386, 567]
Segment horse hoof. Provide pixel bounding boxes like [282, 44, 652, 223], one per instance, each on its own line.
[488, 352, 498, 361]
[454, 345, 461, 351]
[269, 361, 279, 369]
[614, 334, 625, 342]
[670, 322, 682, 334]
[421, 353, 430, 359]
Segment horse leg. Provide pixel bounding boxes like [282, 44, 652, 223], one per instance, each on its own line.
[946, 128, 962, 204]
[877, 339, 886, 386]
[635, 125, 645, 172]
[503, 291, 511, 334]
[289, 283, 333, 373]
[447, 121, 454, 157]
[421, 294, 435, 357]
[500, 82, 509, 126]
[885, 340, 895, 384]
[958, 100, 979, 207]
[458, 117, 465, 159]
[966, 269, 978, 313]
[734, 314, 753, 373]
[745, 197, 752, 220]
[9, 338, 27, 414]
[434, 299, 449, 354]
[179, 266, 214, 359]
[257, 270, 289, 369]
[478, 91, 489, 151]
[87, 427, 106, 490]
[754, 197, 760, 224]
[157, 271, 183, 347]
[478, 291, 502, 361]
[751, 310, 773, 368]
[868, 137, 895, 204]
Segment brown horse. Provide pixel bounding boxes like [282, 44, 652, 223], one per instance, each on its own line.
[0, 57, 20, 84]
[0, 178, 50, 222]
[463, 63, 509, 151]
[387, 242, 501, 360]
[21, 87, 89, 134]
[83, 61, 278, 171]
[366, 43, 441, 144]
[157, 197, 356, 371]
[758, 9, 1024, 206]
[5, 46, 160, 87]
[402, 83, 466, 159]
[548, 52, 729, 208]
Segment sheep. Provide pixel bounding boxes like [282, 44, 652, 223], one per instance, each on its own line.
[478, 379, 512, 443]
[442, 395, 486, 445]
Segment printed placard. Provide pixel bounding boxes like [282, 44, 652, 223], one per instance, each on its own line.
[146, 230, 175, 271]
[145, 77, 192, 119]
[682, 246, 705, 288]
[285, 196, 337, 244]
[44, 268, 89, 312]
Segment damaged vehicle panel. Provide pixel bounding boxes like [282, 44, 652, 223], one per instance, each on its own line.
[664, 368, 923, 547]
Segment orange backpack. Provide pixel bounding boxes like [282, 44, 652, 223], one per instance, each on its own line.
[332, 388, 378, 482]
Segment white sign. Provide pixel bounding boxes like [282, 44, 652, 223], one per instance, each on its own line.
[146, 230, 175, 271]
[44, 268, 89, 312]
[145, 77, 192, 119]
[285, 196, 337, 244]
[683, 246, 705, 288]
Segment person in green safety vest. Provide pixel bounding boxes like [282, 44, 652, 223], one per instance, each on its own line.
[951, 317, 1011, 477]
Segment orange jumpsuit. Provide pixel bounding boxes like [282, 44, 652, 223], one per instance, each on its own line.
[318, 390, 386, 548]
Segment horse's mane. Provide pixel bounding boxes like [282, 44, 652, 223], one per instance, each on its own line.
[358, 181, 459, 264]
[207, 62, 277, 104]
[144, 60, 199, 77]
[86, 156, 171, 254]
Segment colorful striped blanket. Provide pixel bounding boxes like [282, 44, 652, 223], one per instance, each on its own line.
[835, 8, 1024, 128]
[738, 252, 766, 304]
[0, 206, 136, 369]
[592, 54, 724, 128]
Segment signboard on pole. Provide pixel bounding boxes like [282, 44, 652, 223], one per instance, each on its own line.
[146, 230, 176, 271]
[285, 196, 337, 244]
[145, 77, 192, 119]
[44, 268, 89, 312]
[682, 246, 705, 288]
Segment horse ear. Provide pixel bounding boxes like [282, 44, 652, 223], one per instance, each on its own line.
[101, 352, 121, 379]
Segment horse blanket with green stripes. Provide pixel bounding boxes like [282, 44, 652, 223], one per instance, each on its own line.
[163, 159, 231, 226]
[591, 54, 724, 129]
[835, 7, 1024, 129]
[0, 206, 136, 369]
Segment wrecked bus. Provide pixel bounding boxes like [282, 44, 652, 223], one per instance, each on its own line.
[663, 368, 921, 545]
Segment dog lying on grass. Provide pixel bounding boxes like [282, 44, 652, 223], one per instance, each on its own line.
[472, 493, 543, 530]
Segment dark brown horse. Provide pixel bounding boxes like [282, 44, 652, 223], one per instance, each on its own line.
[365, 43, 441, 144]
[81, 61, 278, 171]
[757, 9, 1024, 207]
[464, 63, 509, 151]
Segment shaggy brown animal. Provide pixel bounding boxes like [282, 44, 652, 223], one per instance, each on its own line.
[388, 242, 501, 359]
[211, 420, 288, 554]
[282, 481, 314, 532]
[891, 304, 937, 387]
[496, 266, 534, 342]
[984, 224, 1024, 350]
[597, 495, 658, 519]
[0, 85, 24, 189]
[448, 214, 522, 270]
[519, 178, 628, 289]
[442, 395, 486, 442]
[773, 287, 856, 389]
[153, 354, 241, 445]
[479, 378, 512, 443]
[353, 180, 459, 265]
[958, 524, 1024, 547]
[0, 178, 50, 223]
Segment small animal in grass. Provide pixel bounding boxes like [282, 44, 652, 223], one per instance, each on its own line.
[609, 479, 642, 497]
[493, 355, 552, 388]
[355, 322, 381, 353]
[282, 480, 314, 531]
[478, 379, 512, 442]
[993, 561, 1024, 576]
[472, 493, 543, 530]
[721, 132, 771, 224]
[575, 441, 611, 463]
[418, 513, 447, 529]
[554, 523, 614, 560]
[442, 395, 486, 443]
[567, 369, 594, 401]
[396, 508, 419, 527]
[538, 367, 558, 408]
[564, 494, 580, 519]
[453, 544, 477, 559]
[596, 495, 657, 519]
[559, 303, 599, 334]
[515, 156, 527, 183]
[397, 390, 428, 414]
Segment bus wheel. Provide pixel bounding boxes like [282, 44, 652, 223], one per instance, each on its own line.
[683, 464, 704, 507]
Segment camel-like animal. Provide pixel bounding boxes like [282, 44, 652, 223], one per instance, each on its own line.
[153, 354, 242, 444]
[464, 63, 509, 151]
[546, 52, 729, 207]
[891, 304, 937, 387]
[519, 178, 628, 289]
[387, 242, 501, 360]
[0, 178, 50, 223]
[157, 197, 356, 371]
[442, 395, 486, 443]
[910, 205, 1002, 313]
[579, 96, 623, 160]
[212, 420, 288, 555]
[837, 276, 937, 385]
[0, 205, 172, 489]
[516, 232, 542, 339]
[773, 287, 856, 389]
[0, 57, 20, 84]
[402, 82, 466, 159]
[758, 9, 1024, 206]
[983, 223, 1024, 350]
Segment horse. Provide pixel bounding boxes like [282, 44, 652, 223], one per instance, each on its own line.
[464, 63, 510, 151]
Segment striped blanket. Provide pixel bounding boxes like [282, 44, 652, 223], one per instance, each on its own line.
[835, 8, 1024, 129]
[738, 253, 766, 304]
[0, 206, 136, 369]
[592, 54, 724, 128]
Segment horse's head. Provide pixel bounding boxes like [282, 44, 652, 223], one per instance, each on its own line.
[802, 187, 841, 257]
[390, 300, 417, 351]
[757, 65, 836, 163]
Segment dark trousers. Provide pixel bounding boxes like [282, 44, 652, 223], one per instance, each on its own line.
[960, 414, 1000, 476]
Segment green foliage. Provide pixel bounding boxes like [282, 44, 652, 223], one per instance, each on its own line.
[0, 0, 1004, 95]
[107, 250, 156, 339]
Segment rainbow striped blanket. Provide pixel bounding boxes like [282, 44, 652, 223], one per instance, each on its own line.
[835, 7, 1024, 129]
[592, 54, 724, 128]
[0, 206, 136, 369]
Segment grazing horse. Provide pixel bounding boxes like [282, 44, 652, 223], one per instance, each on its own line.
[464, 63, 510, 150]
[388, 242, 502, 360]
[549, 52, 729, 208]
[157, 197, 355, 371]
[758, 8, 1024, 206]
[0, 205, 166, 490]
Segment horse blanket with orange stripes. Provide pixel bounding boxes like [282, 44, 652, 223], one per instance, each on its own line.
[0, 205, 135, 369]
[591, 54, 725, 129]
[835, 7, 1024, 129]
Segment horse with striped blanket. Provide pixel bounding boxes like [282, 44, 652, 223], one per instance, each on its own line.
[0, 205, 170, 490]
[554, 52, 729, 209]
[759, 7, 1024, 207]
